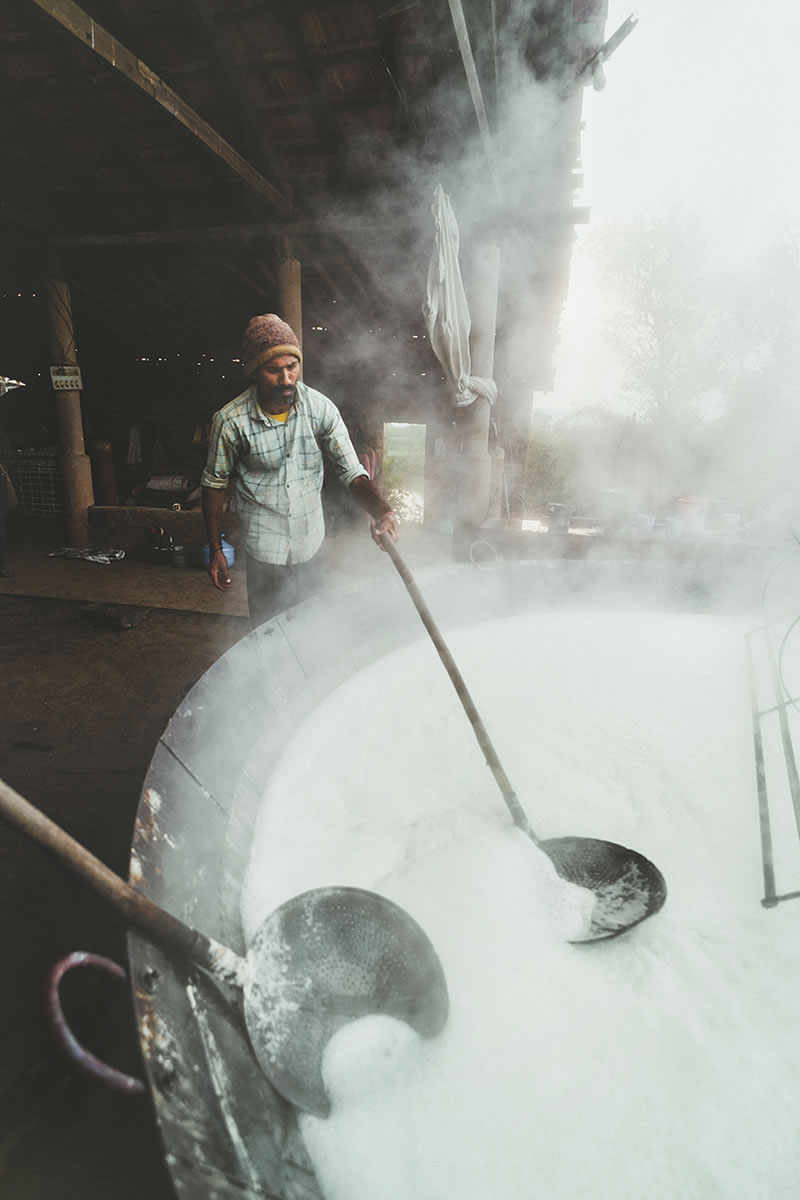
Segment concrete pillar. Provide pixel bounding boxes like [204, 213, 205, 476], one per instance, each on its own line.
[46, 276, 94, 546]
[277, 234, 303, 373]
[453, 242, 500, 555]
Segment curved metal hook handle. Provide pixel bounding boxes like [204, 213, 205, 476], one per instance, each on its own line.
[0, 776, 245, 988]
[46, 951, 145, 1096]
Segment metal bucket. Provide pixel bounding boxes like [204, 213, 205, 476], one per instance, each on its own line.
[128, 552, 765, 1198]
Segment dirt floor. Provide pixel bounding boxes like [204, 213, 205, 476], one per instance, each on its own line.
[0, 591, 250, 1199]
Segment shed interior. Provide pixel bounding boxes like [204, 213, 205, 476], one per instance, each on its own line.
[0, 0, 608, 534]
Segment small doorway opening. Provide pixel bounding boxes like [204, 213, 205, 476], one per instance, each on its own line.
[382, 422, 425, 524]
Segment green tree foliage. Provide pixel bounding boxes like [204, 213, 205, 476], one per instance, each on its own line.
[590, 216, 725, 424]
[526, 409, 679, 515]
[524, 420, 578, 505]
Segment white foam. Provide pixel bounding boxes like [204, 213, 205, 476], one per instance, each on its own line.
[242, 610, 800, 1199]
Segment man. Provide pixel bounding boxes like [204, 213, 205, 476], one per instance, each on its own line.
[201, 313, 398, 625]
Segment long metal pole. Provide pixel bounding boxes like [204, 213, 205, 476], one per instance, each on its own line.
[445, 0, 499, 193]
[745, 628, 777, 905]
[381, 535, 537, 840]
[763, 626, 800, 843]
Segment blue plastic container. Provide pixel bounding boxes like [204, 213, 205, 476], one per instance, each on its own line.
[198, 535, 235, 569]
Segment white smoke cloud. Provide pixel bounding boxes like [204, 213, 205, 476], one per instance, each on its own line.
[553, 0, 800, 412]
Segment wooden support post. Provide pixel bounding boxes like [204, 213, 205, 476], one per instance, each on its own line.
[471, 242, 505, 521]
[277, 234, 303, 373]
[46, 276, 94, 546]
[453, 241, 500, 552]
[469, 242, 500, 384]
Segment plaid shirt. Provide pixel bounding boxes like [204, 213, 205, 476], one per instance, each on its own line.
[201, 382, 368, 564]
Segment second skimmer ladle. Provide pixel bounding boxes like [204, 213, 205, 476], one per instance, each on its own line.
[381, 536, 667, 941]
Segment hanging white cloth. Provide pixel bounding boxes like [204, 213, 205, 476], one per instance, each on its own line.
[422, 184, 497, 409]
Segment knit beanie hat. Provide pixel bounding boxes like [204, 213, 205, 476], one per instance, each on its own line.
[241, 314, 302, 377]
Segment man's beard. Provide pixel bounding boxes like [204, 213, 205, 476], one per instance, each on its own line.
[262, 382, 296, 408]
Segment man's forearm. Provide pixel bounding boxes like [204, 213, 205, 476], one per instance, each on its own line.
[349, 475, 393, 521]
[202, 486, 227, 549]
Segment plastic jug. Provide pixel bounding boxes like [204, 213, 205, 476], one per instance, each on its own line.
[199, 535, 235, 569]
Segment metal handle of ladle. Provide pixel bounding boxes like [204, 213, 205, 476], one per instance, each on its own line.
[381, 535, 539, 842]
[0, 776, 243, 985]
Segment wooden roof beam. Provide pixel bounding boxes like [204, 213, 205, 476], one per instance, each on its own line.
[272, 0, 346, 182]
[51, 204, 588, 250]
[70, 276, 164, 344]
[311, 260, 345, 304]
[373, 5, 423, 138]
[52, 219, 390, 247]
[0, 199, 52, 235]
[28, 0, 293, 217]
[179, 0, 293, 204]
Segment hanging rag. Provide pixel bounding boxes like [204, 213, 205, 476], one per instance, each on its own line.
[422, 184, 497, 409]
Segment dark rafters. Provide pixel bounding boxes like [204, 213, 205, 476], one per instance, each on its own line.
[177, 0, 294, 208]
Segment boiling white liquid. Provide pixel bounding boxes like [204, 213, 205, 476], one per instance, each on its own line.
[241, 610, 800, 1199]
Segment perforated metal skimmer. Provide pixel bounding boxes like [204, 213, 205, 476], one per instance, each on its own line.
[243, 887, 449, 1116]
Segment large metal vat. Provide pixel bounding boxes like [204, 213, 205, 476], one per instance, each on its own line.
[128, 547, 768, 1198]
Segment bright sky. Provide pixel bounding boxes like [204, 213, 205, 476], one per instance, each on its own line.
[547, 0, 800, 414]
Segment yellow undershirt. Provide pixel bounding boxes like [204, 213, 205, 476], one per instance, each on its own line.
[268, 410, 290, 423]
